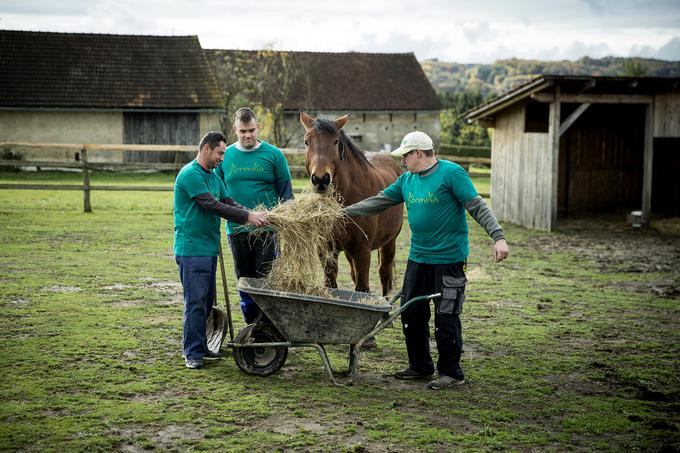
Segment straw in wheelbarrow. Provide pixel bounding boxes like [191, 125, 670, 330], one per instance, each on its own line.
[255, 188, 384, 305]
[256, 188, 343, 297]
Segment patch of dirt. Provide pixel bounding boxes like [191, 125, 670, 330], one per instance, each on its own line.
[7, 297, 29, 307]
[39, 408, 73, 417]
[44, 285, 81, 292]
[143, 314, 175, 325]
[115, 424, 203, 452]
[102, 283, 133, 291]
[542, 372, 619, 397]
[463, 342, 513, 359]
[155, 295, 182, 306]
[263, 415, 326, 434]
[103, 279, 182, 307]
[141, 280, 182, 291]
[109, 300, 145, 308]
[250, 404, 432, 452]
[520, 217, 680, 298]
[126, 389, 194, 403]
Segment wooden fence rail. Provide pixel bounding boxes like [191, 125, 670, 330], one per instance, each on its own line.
[0, 142, 491, 212]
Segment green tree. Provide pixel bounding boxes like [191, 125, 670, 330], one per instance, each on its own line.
[438, 90, 491, 149]
[209, 50, 308, 147]
[624, 60, 648, 77]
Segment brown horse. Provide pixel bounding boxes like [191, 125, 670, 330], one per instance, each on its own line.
[300, 112, 403, 296]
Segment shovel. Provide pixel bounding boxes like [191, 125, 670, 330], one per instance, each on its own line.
[206, 240, 234, 353]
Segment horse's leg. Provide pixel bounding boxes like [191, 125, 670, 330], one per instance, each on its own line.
[344, 251, 357, 285]
[378, 239, 397, 297]
[351, 246, 378, 349]
[351, 247, 372, 293]
[324, 250, 339, 289]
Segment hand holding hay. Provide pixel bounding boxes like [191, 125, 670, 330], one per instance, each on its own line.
[256, 188, 347, 296]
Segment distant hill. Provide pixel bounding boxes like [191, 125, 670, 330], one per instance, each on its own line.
[421, 56, 680, 98]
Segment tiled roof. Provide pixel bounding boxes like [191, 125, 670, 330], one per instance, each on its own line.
[0, 30, 222, 109]
[206, 49, 442, 111]
[465, 74, 680, 121]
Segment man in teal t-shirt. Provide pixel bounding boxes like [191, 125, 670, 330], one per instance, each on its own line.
[215, 107, 293, 323]
[174, 131, 268, 370]
[345, 131, 509, 390]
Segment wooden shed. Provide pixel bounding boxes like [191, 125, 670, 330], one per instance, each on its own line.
[464, 75, 680, 231]
[0, 30, 223, 163]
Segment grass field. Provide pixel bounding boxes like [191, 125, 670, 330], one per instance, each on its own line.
[0, 170, 678, 451]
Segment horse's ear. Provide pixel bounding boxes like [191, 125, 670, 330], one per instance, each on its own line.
[334, 114, 350, 130]
[300, 111, 314, 130]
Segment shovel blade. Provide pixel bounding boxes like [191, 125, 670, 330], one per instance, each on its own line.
[206, 307, 228, 354]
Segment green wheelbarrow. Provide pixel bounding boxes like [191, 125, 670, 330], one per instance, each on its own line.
[228, 277, 440, 386]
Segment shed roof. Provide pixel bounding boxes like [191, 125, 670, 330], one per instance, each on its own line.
[465, 74, 680, 122]
[0, 30, 222, 109]
[205, 49, 442, 111]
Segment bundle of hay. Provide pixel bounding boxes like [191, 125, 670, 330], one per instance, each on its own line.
[257, 188, 346, 297]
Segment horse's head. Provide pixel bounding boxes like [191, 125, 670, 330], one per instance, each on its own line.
[300, 111, 350, 194]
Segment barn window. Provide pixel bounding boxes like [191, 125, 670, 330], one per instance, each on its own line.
[413, 112, 417, 122]
[362, 113, 366, 122]
[350, 135, 363, 143]
[389, 113, 393, 122]
[525, 102, 549, 133]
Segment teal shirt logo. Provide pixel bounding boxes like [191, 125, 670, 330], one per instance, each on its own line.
[229, 162, 264, 175]
[406, 191, 439, 207]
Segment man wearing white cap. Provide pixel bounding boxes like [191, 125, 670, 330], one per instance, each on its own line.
[344, 131, 509, 389]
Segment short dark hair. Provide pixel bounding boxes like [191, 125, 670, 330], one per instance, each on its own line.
[199, 131, 226, 151]
[421, 148, 434, 157]
[234, 107, 256, 124]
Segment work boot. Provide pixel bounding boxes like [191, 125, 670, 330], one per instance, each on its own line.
[203, 350, 223, 361]
[393, 367, 433, 380]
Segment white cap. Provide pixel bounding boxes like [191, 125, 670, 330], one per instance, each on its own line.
[390, 131, 433, 157]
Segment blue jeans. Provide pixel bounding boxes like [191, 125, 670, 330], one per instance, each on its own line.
[175, 255, 217, 360]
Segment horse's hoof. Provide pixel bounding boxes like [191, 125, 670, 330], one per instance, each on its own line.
[363, 336, 378, 350]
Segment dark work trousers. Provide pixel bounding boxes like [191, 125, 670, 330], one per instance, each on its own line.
[400, 259, 466, 379]
[228, 231, 277, 323]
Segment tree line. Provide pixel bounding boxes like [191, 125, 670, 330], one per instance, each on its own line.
[207, 52, 680, 151]
[425, 56, 680, 150]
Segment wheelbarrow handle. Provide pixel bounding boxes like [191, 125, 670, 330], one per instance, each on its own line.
[354, 292, 441, 353]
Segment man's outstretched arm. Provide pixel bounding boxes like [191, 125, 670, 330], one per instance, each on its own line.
[465, 195, 509, 262]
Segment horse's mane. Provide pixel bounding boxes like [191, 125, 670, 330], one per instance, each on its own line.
[312, 117, 373, 167]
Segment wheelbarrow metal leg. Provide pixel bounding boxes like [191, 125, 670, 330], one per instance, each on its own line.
[305, 343, 353, 387]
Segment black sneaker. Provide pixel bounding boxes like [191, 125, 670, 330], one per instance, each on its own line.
[185, 358, 203, 369]
[393, 367, 433, 380]
[203, 350, 223, 361]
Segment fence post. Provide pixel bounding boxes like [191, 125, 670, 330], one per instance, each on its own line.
[81, 147, 92, 212]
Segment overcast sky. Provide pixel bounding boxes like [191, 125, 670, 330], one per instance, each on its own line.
[1, 0, 679, 63]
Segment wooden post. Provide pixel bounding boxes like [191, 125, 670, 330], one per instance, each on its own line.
[81, 147, 92, 212]
[548, 84, 561, 231]
[641, 103, 655, 227]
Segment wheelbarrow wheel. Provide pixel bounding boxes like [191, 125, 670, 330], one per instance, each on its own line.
[232, 323, 288, 376]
